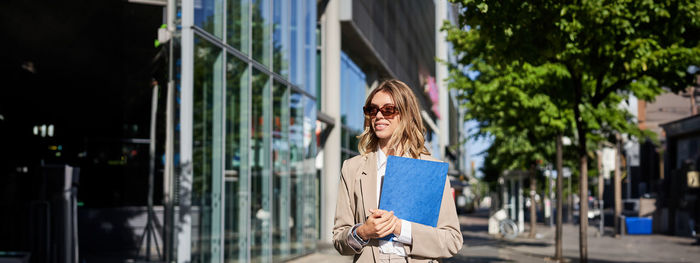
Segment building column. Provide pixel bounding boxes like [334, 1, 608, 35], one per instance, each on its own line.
[320, 0, 342, 246]
[177, 0, 194, 261]
[436, 0, 449, 160]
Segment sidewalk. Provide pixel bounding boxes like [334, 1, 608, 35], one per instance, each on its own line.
[450, 209, 700, 263]
[286, 246, 352, 263]
[502, 222, 700, 262]
[289, 210, 700, 262]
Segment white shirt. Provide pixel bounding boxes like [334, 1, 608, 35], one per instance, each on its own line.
[346, 149, 413, 255]
[376, 148, 412, 256]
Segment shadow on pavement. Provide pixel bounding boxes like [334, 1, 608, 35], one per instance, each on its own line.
[501, 240, 551, 247]
[462, 233, 497, 246]
[461, 223, 488, 232]
[445, 254, 514, 263]
[562, 257, 669, 263]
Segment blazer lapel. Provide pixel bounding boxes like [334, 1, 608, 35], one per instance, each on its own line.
[360, 152, 378, 218]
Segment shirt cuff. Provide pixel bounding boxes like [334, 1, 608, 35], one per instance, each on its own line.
[394, 220, 412, 244]
[347, 223, 369, 252]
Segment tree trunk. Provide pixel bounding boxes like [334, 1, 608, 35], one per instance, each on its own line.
[529, 164, 537, 238]
[578, 151, 589, 263]
[614, 134, 622, 237]
[597, 149, 604, 237]
[555, 134, 564, 260]
[597, 150, 603, 204]
[573, 73, 588, 263]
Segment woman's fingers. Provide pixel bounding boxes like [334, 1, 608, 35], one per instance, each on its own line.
[377, 220, 396, 238]
[363, 210, 398, 238]
[373, 212, 394, 228]
[377, 215, 397, 236]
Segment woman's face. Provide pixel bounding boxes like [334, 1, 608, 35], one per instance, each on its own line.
[369, 91, 400, 142]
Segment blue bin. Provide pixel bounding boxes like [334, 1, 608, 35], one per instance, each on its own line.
[626, 217, 652, 235]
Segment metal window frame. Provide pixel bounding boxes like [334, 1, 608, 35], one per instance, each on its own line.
[193, 26, 316, 101]
[180, 0, 319, 262]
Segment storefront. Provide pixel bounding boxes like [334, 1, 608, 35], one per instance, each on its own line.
[661, 115, 700, 237]
[175, 0, 319, 262]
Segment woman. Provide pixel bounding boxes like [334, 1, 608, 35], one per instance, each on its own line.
[333, 79, 463, 263]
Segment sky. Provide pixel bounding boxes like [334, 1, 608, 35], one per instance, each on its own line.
[464, 119, 491, 178]
[461, 69, 491, 178]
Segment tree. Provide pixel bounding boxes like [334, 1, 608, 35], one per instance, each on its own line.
[446, 1, 700, 261]
[452, 56, 571, 240]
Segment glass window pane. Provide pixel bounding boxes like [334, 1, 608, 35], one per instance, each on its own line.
[303, 0, 317, 95]
[227, 0, 250, 54]
[192, 36, 224, 262]
[224, 54, 248, 263]
[252, 0, 271, 67]
[250, 69, 271, 262]
[288, 0, 303, 85]
[272, 82, 290, 261]
[340, 52, 367, 132]
[289, 91, 304, 255]
[302, 97, 317, 250]
[273, 0, 289, 77]
[315, 46, 321, 111]
[195, 0, 224, 39]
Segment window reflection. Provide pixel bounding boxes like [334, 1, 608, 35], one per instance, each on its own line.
[192, 36, 224, 262]
[272, 81, 291, 261]
[188, 1, 317, 261]
[289, 91, 304, 254]
[340, 52, 366, 155]
[224, 54, 248, 263]
[273, 0, 289, 77]
[302, 97, 318, 249]
[227, 0, 249, 53]
[288, 0, 302, 85]
[250, 69, 271, 262]
[252, 0, 271, 66]
[195, 0, 224, 38]
[304, 0, 317, 95]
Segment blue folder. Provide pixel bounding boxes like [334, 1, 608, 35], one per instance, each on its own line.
[378, 155, 448, 240]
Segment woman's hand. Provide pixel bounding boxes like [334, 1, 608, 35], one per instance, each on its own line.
[392, 216, 402, 236]
[357, 209, 398, 240]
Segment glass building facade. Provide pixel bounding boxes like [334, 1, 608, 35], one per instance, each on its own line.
[339, 51, 367, 160]
[181, 0, 318, 262]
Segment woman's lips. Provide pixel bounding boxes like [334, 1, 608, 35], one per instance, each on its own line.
[375, 123, 388, 131]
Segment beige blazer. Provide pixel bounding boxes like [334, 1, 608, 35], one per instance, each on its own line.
[332, 152, 463, 263]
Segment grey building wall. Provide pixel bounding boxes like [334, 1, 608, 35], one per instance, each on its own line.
[339, 0, 436, 113]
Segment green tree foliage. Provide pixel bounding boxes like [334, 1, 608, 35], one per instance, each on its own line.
[447, 0, 700, 168]
[446, 0, 700, 154]
[446, 0, 700, 260]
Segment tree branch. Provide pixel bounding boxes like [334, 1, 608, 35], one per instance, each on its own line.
[593, 70, 604, 99]
[591, 77, 632, 107]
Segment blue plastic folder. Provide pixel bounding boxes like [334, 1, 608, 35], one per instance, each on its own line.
[378, 155, 448, 240]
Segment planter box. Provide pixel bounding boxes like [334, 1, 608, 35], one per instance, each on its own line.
[626, 217, 652, 235]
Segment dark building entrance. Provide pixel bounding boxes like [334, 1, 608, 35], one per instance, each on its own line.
[0, 1, 168, 262]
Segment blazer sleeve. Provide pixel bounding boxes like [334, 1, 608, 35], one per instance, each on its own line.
[408, 177, 463, 258]
[332, 160, 362, 255]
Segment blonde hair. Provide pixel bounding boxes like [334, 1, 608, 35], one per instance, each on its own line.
[357, 79, 431, 159]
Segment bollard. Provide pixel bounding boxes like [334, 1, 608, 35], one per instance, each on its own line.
[600, 200, 604, 236]
[620, 215, 626, 236]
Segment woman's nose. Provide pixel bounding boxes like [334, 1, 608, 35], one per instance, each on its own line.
[375, 111, 385, 119]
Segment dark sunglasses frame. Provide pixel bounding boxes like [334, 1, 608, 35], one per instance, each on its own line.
[363, 104, 399, 117]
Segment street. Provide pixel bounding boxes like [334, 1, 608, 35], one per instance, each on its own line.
[293, 209, 700, 262]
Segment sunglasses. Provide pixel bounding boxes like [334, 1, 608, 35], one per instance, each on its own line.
[363, 104, 399, 118]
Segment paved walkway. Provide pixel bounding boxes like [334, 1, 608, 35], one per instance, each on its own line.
[450, 209, 700, 263]
[289, 210, 700, 262]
